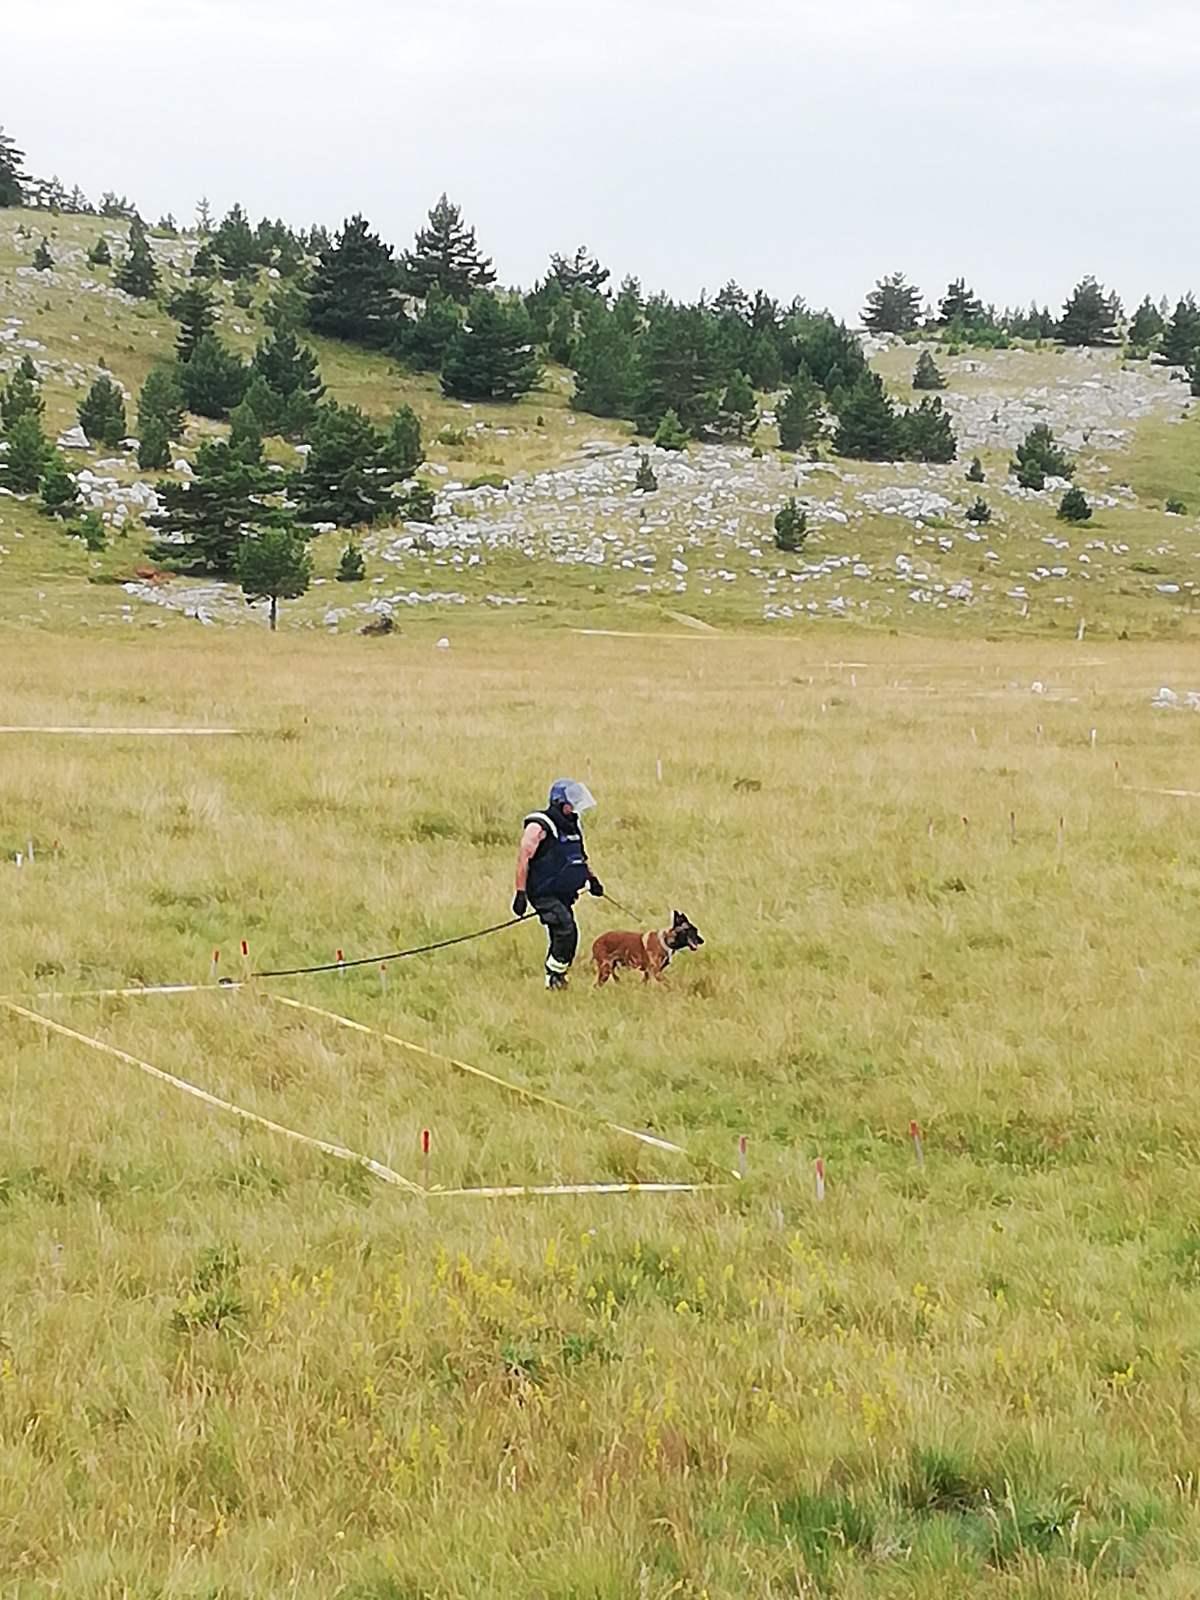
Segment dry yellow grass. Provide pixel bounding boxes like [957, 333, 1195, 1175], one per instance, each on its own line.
[3, 625, 1200, 1596]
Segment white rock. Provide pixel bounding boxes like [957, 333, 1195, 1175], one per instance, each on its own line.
[436, 637, 450, 649]
[58, 425, 90, 450]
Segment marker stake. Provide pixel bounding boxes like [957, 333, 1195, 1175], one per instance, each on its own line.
[380, 962, 388, 994]
[210, 948, 220, 984]
[909, 1119, 925, 1168]
[421, 1127, 431, 1190]
[737, 1134, 748, 1179]
[336, 948, 345, 980]
[814, 1157, 826, 1203]
[1056, 816, 1065, 868]
[26, 840, 34, 864]
[1090, 727, 1098, 750]
[240, 939, 250, 980]
[656, 758, 663, 782]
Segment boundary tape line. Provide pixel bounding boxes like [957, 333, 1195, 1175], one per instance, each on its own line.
[0, 995, 726, 1200]
[267, 994, 732, 1174]
[0, 998, 423, 1193]
[0, 726, 245, 736]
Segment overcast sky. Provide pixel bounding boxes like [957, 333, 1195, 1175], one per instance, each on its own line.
[6, 0, 1200, 319]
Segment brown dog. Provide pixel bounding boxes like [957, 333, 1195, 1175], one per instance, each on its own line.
[592, 909, 704, 986]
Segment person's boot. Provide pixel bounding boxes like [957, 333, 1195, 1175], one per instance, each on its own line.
[545, 971, 569, 991]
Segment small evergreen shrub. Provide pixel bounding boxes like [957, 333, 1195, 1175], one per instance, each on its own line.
[773, 497, 808, 553]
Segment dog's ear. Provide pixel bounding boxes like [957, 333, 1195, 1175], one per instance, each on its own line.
[672, 909, 685, 926]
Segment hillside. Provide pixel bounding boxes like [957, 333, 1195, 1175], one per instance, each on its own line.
[2, 207, 1198, 640]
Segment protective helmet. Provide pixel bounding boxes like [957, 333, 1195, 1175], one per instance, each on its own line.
[549, 778, 596, 812]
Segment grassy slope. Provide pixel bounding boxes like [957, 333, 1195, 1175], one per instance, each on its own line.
[3, 208, 1199, 641]
[4, 630, 1200, 1597]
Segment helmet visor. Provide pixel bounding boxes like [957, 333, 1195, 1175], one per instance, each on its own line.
[552, 779, 596, 812]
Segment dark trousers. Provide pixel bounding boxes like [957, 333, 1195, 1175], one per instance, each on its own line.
[530, 895, 578, 974]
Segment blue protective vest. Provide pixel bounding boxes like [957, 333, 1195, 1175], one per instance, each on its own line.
[525, 805, 589, 901]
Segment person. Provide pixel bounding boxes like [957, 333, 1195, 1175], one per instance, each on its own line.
[512, 779, 604, 989]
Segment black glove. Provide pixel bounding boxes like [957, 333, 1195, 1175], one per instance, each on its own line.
[512, 890, 528, 917]
[587, 875, 604, 897]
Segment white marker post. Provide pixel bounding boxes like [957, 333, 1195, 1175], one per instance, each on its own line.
[14, 851, 22, 869]
[1090, 728, 1098, 750]
[1009, 811, 1017, 846]
[210, 948, 220, 984]
[737, 1134, 748, 1179]
[26, 840, 34, 864]
[656, 759, 663, 783]
[814, 1157, 826, 1203]
[380, 962, 388, 995]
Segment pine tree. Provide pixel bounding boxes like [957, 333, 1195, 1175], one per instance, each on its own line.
[74, 509, 107, 550]
[400, 194, 495, 302]
[939, 278, 985, 326]
[0, 412, 50, 492]
[653, 408, 688, 451]
[307, 214, 403, 348]
[236, 525, 311, 631]
[0, 127, 27, 207]
[32, 237, 53, 271]
[170, 283, 218, 362]
[39, 452, 79, 518]
[773, 497, 808, 553]
[634, 452, 658, 492]
[211, 203, 260, 280]
[250, 329, 325, 434]
[293, 402, 401, 527]
[149, 438, 276, 574]
[632, 302, 722, 436]
[157, 213, 178, 236]
[228, 396, 264, 461]
[1, 356, 44, 429]
[1012, 424, 1074, 483]
[898, 396, 957, 463]
[78, 375, 127, 447]
[389, 405, 423, 477]
[862, 272, 921, 334]
[137, 416, 171, 471]
[777, 372, 823, 453]
[966, 455, 985, 483]
[337, 541, 366, 582]
[747, 330, 783, 391]
[1128, 296, 1165, 348]
[178, 335, 249, 420]
[1058, 487, 1092, 523]
[713, 370, 758, 440]
[87, 237, 112, 268]
[137, 364, 185, 442]
[1161, 294, 1200, 367]
[792, 315, 867, 397]
[912, 350, 946, 390]
[396, 286, 461, 372]
[441, 293, 540, 402]
[572, 304, 637, 418]
[833, 372, 899, 460]
[549, 246, 610, 294]
[195, 196, 213, 234]
[191, 240, 219, 278]
[114, 217, 159, 298]
[1059, 276, 1119, 346]
[965, 497, 991, 524]
[402, 482, 436, 522]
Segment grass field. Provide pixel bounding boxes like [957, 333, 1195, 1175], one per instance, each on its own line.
[4, 624, 1200, 1597]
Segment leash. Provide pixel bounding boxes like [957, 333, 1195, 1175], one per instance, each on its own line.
[602, 891, 652, 924]
[252, 916, 527, 979]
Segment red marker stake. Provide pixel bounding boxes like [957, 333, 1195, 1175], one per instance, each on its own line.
[380, 962, 388, 994]
[240, 939, 250, 979]
[210, 948, 220, 984]
[421, 1127, 431, 1190]
[336, 948, 345, 980]
[815, 1157, 826, 1203]
[737, 1134, 748, 1179]
[909, 1119, 925, 1168]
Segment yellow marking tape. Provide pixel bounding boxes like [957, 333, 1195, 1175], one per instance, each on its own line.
[430, 1181, 721, 1199]
[267, 993, 733, 1174]
[0, 725, 244, 736]
[2, 982, 235, 1002]
[0, 998, 422, 1193]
